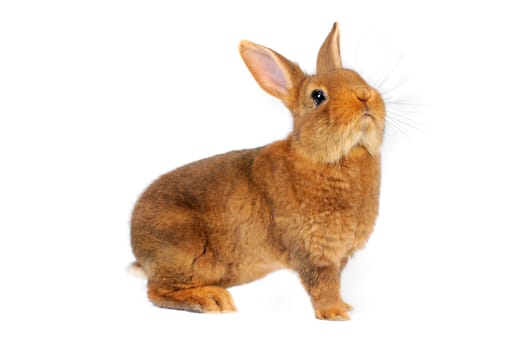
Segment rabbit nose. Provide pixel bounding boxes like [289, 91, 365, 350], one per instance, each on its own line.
[353, 87, 372, 102]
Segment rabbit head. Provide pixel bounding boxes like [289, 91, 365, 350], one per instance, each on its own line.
[239, 23, 385, 163]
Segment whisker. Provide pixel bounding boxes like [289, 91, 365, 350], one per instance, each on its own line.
[385, 118, 411, 139]
[375, 53, 405, 92]
[387, 115, 426, 134]
[384, 100, 430, 108]
[371, 49, 394, 89]
[379, 74, 410, 97]
[386, 108, 426, 133]
[353, 35, 362, 73]
[386, 108, 424, 126]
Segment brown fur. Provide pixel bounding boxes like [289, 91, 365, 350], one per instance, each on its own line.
[131, 23, 385, 321]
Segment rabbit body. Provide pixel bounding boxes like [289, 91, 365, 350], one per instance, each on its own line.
[131, 23, 385, 320]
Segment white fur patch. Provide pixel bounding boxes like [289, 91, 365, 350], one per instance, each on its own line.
[127, 262, 147, 279]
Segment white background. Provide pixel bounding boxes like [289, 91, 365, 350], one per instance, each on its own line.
[1, 1, 526, 349]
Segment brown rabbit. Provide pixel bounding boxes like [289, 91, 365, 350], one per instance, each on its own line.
[131, 22, 385, 321]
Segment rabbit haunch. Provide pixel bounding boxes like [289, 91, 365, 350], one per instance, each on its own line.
[131, 23, 385, 321]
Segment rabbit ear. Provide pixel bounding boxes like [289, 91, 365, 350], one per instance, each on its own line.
[316, 22, 342, 74]
[239, 40, 304, 107]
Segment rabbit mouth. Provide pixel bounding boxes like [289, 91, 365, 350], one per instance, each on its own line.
[360, 111, 379, 120]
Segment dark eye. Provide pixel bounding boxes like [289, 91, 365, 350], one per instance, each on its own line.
[311, 89, 327, 107]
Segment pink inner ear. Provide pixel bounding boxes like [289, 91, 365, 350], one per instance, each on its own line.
[249, 49, 289, 95]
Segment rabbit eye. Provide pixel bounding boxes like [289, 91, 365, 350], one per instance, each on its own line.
[311, 89, 327, 107]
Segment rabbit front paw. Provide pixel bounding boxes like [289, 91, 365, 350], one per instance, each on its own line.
[315, 305, 351, 321]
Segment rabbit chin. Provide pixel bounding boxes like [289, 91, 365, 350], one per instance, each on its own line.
[356, 117, 384, 156]
[293, 117, 383, 163]
[302, 128, 382, 164]
[333, 121, 384, 161]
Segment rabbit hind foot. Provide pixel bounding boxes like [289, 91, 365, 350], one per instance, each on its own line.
[147, 283, 237, 313]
